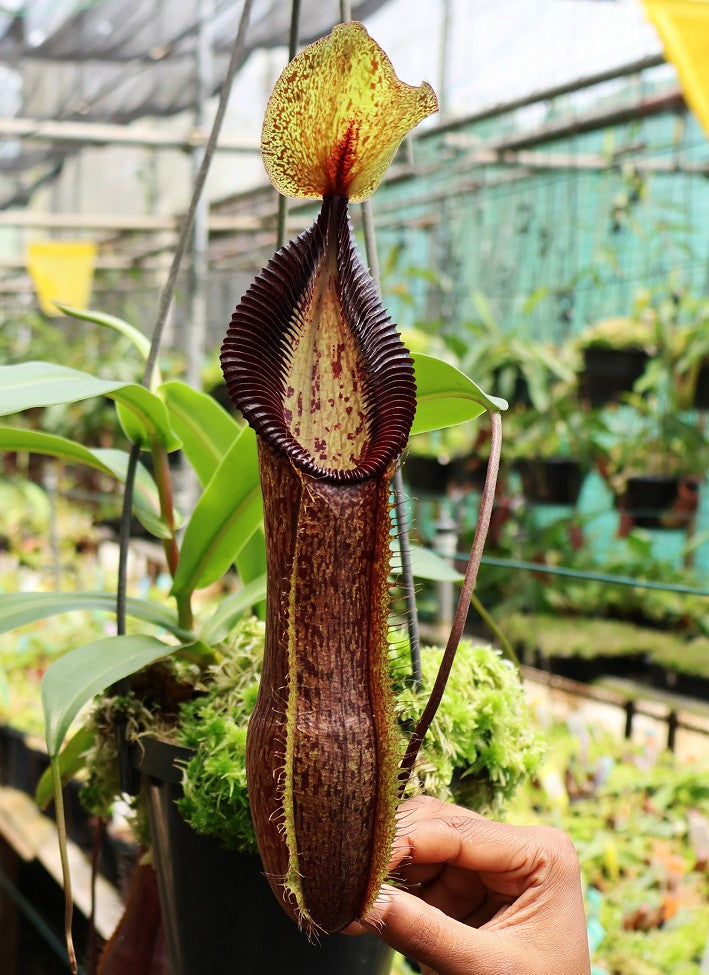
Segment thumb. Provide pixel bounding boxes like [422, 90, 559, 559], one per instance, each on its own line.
[362, 884, 517, 975]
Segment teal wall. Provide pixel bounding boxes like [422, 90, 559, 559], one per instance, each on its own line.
[369, 76, 709, 584]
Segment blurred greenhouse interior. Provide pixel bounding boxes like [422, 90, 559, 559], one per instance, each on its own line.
[1, 2, 709, 974]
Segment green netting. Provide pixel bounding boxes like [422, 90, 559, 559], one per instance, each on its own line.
[372, 65, 709, 578]
[376, 78, 709, 343]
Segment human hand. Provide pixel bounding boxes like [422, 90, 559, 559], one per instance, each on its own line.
[350, 795, 591, 975]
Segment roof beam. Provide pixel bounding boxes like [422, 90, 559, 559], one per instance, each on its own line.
[0, 117, 260, 153]
[0, 211, 260, 231]
[443, 140, 709, 176]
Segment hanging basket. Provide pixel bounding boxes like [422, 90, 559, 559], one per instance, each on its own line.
[132, 738, 393, 975]
[580, 347, 649, 407]
[402, 454, 450, 494]
[693, 361, 709, 411]
[515, 457, 584, 505]
[619, 474, 700, 530]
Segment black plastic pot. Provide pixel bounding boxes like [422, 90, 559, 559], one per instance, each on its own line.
[0, 726, 53, 796]
[0, 724, 31, 789]
[402, 454, 450, 494]
[448, 455, 488, 492]
[0, 724, 100, 856]
[621, 475, 699, 530]
[515, 457, 584, 505]
[132, 738, 394, 975]
[693, 362, 709, 411]
[648, 664, 709, 703]
[581, 347, 649, 407]
[540, 651, 647, 684]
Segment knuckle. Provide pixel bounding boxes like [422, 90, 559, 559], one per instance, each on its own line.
[534, 825, 581, 874]
[445, 813, 482, 843]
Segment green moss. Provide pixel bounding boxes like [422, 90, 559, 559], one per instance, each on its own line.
[578, 315, 656, 352]
[176, 617, 264, 853]
[174, 621, 542, 852]
[502, 612, 709, 682]
[505, 612, 672, 661]
[394, 640, 544, 813]
[649, 635, 709, 679]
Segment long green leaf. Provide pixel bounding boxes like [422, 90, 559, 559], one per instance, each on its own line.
[91, 446, 173, 535]
[406, 544, 464, 582]
[160, 380, 241, 485]
[53, 303, 151, 362]
[236, 526, 267, 585]
[0, 428, 170, 539]
[41, 635, 180, 757]
[0, 591, 191, 639]
[0, 362, 180, 450]
[200, 575, 268, 644]
[171, 427, 262, 596]
[35, 725, 95, 811]
[412, 353, 507, 435]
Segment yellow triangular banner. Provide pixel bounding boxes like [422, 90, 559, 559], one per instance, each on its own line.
[644, 0, 709, 139]
[26, 240, 97, 316]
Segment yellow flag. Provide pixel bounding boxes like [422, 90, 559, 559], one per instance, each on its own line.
[644, 0, 709, 138]
[26, 241, 97, 316]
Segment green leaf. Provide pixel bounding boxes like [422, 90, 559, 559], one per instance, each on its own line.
[160, 381, 241, 486]
[35, 725, 95, 811]
[0, 427, 170, 539]
[42, 635, 179, 757]
[171, 427, 263, 596]
[406, 544, 464, 582]
[91, 446, 173, 537]
[0, 591, 192, 640]
[200, 575, 268, 645]
[53, 304, 151, 363]
[236, 527, 267, 585]
[235, 529, 267, 620]
[412, 353, 507, 435]
[0, 362, 180, 450]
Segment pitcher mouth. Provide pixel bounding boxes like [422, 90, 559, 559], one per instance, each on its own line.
[220, 195, 416, 483]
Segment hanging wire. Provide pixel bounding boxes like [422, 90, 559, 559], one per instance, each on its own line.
[275, 0, 302, 248]
[339, 0, 422, 685]
[115, 0, 254, 638]
[480, 555, 709, 598]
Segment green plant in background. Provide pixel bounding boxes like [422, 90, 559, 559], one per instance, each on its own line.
[505, 722, 709, 975]
[451, 291, 574, 412]
[593, 390, 709, 496]
[669, 293, 709, 409]
[502, 378, 605, 467]
[576, 313, 659, 354]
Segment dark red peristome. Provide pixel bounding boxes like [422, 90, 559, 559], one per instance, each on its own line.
[220, 195, 416, 482]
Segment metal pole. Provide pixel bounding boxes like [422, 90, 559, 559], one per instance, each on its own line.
[344, 2, 421, 684]
[181, 0, 217, 513]
[437, 0, 451, 121]
[187, 0, 215, 393]
[276, 0, 302, 248]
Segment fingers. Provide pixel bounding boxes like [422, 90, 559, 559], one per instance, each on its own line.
[363, 883, 518, 975]
[381, 796, 590, 975]
[392, 796, 560, 898]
